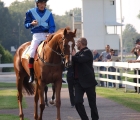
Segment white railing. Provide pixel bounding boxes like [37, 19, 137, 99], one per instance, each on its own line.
[0, 63, 13, 68]
[0, 63, 68, 84]
[93, 62, 140, 93]
[1, 62, 140, 92]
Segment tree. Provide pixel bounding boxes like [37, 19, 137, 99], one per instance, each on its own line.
[0, 1, 14, 51]
[122, 24, 140, 52]
[0, 44, 13, 63]
[137, 11, 140, 19]
[0, 0, 82, 52]
[0, 44, 13, 71]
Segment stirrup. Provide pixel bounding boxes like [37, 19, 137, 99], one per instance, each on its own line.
[29, 76, 34, 83]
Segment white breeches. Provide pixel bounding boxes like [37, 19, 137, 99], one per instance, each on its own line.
[29, 33, 48, 58]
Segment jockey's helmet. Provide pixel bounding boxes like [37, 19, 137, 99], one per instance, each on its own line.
[35, 0, 48, 3]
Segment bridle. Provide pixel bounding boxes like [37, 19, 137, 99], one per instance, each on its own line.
[37, 37, 66, 66]
[47, 44, 65, 57]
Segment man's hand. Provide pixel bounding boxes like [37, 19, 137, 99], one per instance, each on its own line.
[46, 33, 51, 37]
[31, 20, 38, 26]
[136, 44, 140, 49]
[72, 49, 76, 56]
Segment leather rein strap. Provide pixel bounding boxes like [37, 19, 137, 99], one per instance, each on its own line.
[37, 37, 65, 66]
[37, 54, 63, 66]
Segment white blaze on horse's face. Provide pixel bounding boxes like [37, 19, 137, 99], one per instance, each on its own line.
[68, 41, 73, 53]
[68, 41, 73, 65]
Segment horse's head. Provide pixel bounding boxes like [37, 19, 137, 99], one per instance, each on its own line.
[58, 27, 76, 67]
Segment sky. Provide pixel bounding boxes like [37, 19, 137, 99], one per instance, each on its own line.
[1, 0, 140, 32]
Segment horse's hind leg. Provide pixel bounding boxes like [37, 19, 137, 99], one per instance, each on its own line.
[52, 83, 55, 101]
[34, 83, 39, 120]
[55, 82, 62, 120]
[49, 83, 56, 105]
[16, 72, 24, 120]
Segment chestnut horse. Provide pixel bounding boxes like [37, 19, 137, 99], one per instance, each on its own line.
[14, 27, 76, 120]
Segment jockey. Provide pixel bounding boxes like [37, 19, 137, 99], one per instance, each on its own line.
[24, 0, 56, 83]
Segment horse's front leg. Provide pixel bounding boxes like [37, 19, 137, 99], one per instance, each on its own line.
[44, 86, 49, 106]
[38, 84, 45, 120]
[55, 81, 62, 120]
[16, 76, 24, 120]
[34, 83, 39, 120]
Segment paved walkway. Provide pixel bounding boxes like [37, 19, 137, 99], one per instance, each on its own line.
[0, 88, 140, 120]
[0, 73, 140, 119]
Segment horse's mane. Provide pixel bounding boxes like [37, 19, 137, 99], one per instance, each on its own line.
[46, 33, 55, 42]
[44, 26, 74, 43]
[56, 27, 71, 33]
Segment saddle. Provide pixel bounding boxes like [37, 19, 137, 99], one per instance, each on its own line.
[21, 41, 44, 61]
[21, 34, 54, 61]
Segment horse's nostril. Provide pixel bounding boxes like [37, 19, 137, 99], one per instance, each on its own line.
[65, 62, 70, 68]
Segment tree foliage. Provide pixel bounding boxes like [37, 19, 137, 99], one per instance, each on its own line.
[137, 11, 140, 19]
[0, 1, 14, 51]
[0, 0, 81, 52]
[122, 24, 140, 52]
[0, 44, 13, 72]
[0, 44, 13, 63]
[2, 0, 140, 55]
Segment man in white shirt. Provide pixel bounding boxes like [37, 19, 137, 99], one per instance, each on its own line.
[98, 45, 110, 87]
[128, 48, 140, 93]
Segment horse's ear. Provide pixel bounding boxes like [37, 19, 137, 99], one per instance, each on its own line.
[73, 29, 77, 37]
[74, 29, 77, 35]
[63, 28, 67, 36]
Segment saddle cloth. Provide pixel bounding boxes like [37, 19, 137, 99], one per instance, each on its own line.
[21, 41, 45, 60]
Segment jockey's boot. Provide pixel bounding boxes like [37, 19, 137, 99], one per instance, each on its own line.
[28, 58, 34, 83]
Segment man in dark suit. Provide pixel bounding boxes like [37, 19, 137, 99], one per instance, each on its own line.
[72, 37, 99, 120]
[66, 65, 75, 107]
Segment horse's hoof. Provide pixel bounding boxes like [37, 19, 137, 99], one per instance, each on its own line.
[49, 99, 55, 105]
[19, 114, 24, 120]
[45, 102, 49, 107]
[52, 102, 56, 106]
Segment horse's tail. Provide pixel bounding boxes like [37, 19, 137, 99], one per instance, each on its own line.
[23, 76, 35, 95]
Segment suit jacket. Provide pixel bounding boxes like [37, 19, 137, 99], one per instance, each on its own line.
[72, 47, 97, 88]
[66, 65, 74, 77]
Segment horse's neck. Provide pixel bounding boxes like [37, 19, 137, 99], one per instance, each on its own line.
[42, 40, 61, 63]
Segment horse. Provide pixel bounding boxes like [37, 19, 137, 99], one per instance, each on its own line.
[44, 83, 56, 106]
[13, 27, 76, 120]
[44, 79, 66, 106]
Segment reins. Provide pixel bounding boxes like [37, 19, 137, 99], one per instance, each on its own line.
[47, 45, 64, 57]
[37, 37, 65, 66]
[38, 54, 63, 66]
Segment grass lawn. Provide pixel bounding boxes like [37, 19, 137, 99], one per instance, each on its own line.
[96, 87, 140, 112]
[0, 82, 16, 88]
[0, 83, 28, 119]
[0, 82, 67, 110]
[0, 89, 27, 109]
[0, 114, 29, 120]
